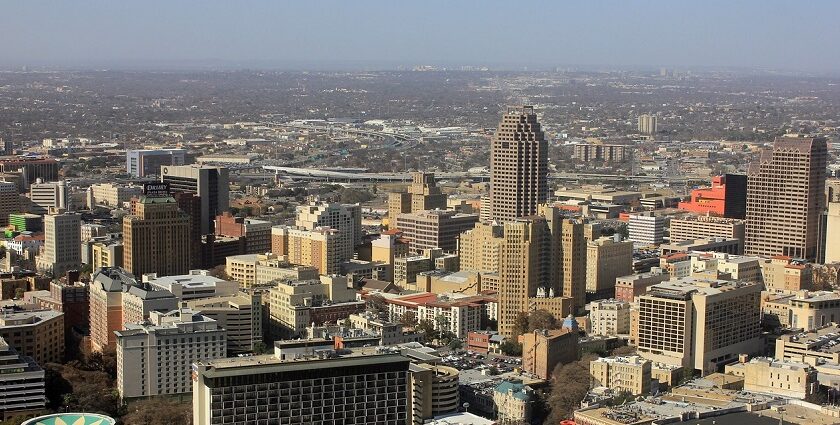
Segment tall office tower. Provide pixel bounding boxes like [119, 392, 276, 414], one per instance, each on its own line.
[0, 157, 59, 189]
[123, 195, 192, 277]
[489, 106, 548, 221]
[0, 181, 18, 226]
[637, 114, 658, 136]
[745, 136, 828, 260]
[562, 219, 587, 310]
[296, 202, 361, 262]
[28, 180, 67, 215]
[126, 148, 187, 177]
[395, 209, 478, 254]
[635, 278, 762, 375]
[36, 209, 81, 276]
[498, 219, 543, 337]
[160, 165, 229, 235]
[193, 349, 410, 425]
[586, 235, 633, 300]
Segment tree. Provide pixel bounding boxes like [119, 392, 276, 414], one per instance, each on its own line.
[122, 398, 192, 425]
[544, 354, 597, 423]
[400, 311, 418, 329]
[610, 345, 637, 356]
[417, 319, 437, 343]
[448, 339, 463, 350]
[499, 341, 523, 356]
[252, 341, 270, 355]
[512, 312, 530, 337]
[207, 264, 232, 281]
[14, 287, 25, 299]
[527, 310, 558, 332]
[366, 294, 389, 318]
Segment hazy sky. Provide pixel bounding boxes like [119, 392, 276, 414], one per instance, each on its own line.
[2, 1, 840, 71]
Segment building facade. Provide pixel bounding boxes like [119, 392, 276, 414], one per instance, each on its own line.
[123, 196, 192, 278]
[489, 106, 548, 221]
[745, 136, 828, 260]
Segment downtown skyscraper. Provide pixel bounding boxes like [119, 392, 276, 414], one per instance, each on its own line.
[489, 106, 548, 222]
[745, 136, 827, 260]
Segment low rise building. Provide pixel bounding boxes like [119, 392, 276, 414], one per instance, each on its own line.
[589, 355, 652, 395]
[384, 292, 497, 339]
[519, 328, 580, 380]
[660, 238, 742, 256]
[614, 270, 669, 303]
[226, 253, 319, 288]
[774, 323, 840, 364]
[493, 380, 534, 423]
[410, 363, 460, 423]
[264, 275, 361, 340]
[761, 290, 840, 330]
[394, 248, 458, 289]
[668, 215, 746, 245]
[725, 357, 817, 399]
[116, 308, 226, 399]
[760, 255, 812, 294]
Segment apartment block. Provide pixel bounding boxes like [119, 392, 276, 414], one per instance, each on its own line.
[669, 215, 746, 245]
[589, 356, 652, 395]
[116, 309, 226, 399]
[589, 299, 631, 336]
[296, 202, 361, 262]
[635, 278, 762, 374]
[264, 275, 359, 339]
[226, 253, 319, 289]
[395, 209, 478, 254]
[89, 268, 179, 352]
[387, 172, 447, 229]
[760, 256, 812, 294]
[383, 292, 496, 339]
[187, 291, 263, 354]
[628, 213, 667, 245]
[36, 210, 81, 276]
[271, 226, 343, 275]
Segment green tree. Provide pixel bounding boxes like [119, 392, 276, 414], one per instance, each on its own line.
[512, 312, 530, 337]
[449, 339, 463, 350]
[400, 311, 418, 329]
[500, 341, 523, 356]
[417, 319, 437, 342]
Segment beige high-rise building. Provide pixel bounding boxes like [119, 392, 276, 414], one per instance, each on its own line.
[116, 308, 226, 399]
[186, 291, 263, 354]
[36, 209, 81, 276]
[745, 136, 828, 260]
[387, 172, 447, 230]
[489, 106, 548, 221]
[265, 275, 356, 338]
[760, 256, 812, 294]
[123, 196, 192, 277]
[636, 277, 762, 374]
[498, 219, 544, 337]
[270, 226, 341, 275]
[562, 219, 587, 310]
[638, 114, 657, 136]
[395, 209, 478, 254]
[296, 202, 361, 262]
[825, 202, 840, 263]
[458, 222, 503, 274]
[586, 236, 633, 298]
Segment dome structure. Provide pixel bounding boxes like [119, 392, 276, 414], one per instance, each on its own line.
[21, 413, 117, 425]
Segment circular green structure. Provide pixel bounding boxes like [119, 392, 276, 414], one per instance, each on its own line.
[21, 413, 116, 425]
